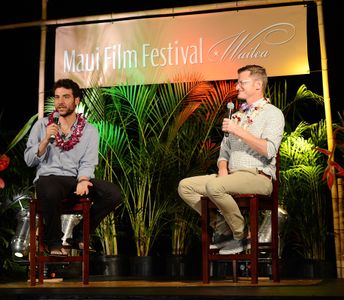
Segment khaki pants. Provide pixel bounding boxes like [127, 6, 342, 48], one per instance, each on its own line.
[178, 169, 273, 240]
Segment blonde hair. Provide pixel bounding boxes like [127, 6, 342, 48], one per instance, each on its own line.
[237, 65, 268, 92]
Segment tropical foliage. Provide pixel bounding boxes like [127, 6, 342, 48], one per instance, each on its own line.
[266, 81, 331, 260]
[87, 77, 231, 256]
[169, 201, 200, 256]
[279, 121, 329, 260]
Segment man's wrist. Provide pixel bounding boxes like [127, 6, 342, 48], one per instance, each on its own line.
[78, 178, 90, 183]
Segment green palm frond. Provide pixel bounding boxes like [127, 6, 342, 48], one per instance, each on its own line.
[266, 80, 288, 109]
[279, 120, 329, 260]
[44, 97, 55, 114]
[283, 84, 323, 114]
[6, 114, 38, 153]
[83, 87, 106, 122]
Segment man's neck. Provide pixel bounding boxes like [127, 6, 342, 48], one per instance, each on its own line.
[60, 112, 77, 128]
[246, 95, 264, 105]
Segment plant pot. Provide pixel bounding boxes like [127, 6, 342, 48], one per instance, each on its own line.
[90, 255, 129, 276]
[301, 259, 336, 279]
[210, 261, 231, 279]
[280, 258, 336, 279]
[166, 255, 187, 278]
[130, 256, 153, 278]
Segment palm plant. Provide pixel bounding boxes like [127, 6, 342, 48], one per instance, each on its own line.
[266, 81, 324, 131]
[266, 81, 331, 261]
[279, 121, 329, 260]
[95, 212, 119, 256]
[93, 119, 123, 256]
[82, 87, 123, 256]
[88, 77, 215, 256]
[169, 202, 199, 256]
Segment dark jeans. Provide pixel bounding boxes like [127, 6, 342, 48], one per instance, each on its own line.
[35, 175, 121, 249]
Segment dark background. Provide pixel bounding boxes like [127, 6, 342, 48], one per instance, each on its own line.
[0, 0, 340, 141]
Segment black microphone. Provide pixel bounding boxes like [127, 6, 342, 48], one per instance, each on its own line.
[224, 102, 234, 137]
[49, 112, 60, 144]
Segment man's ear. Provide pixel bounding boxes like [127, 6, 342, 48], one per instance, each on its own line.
[75, 97, 80, 106]
[255, 80, 263, 90]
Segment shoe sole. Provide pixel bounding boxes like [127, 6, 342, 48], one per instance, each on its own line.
[210, 243, 226, 250]
[209, 239, 234, 250]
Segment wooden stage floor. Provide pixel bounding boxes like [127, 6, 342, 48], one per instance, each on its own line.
[1, 277, 344, 299]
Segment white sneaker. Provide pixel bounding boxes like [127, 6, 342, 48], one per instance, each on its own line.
[209, 234, 233, 249]
[219, 238, 251, 254]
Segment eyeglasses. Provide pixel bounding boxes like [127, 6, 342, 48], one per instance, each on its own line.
[235, 79, 252, 87]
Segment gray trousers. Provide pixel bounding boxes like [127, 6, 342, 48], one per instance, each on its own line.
[178, 169, 273, 240]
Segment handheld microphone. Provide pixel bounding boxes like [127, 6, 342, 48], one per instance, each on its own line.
[49, 112, 60, 144]
[224, 102, 234, 137]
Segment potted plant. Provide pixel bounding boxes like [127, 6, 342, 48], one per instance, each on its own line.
[100, 81, 196, 276]
[92, 211, 129, 276]
[78, 87, 130, 276]
[165, 201, 200, 278]
[88, 75, 234, 276]
[278, 121, 337, 278]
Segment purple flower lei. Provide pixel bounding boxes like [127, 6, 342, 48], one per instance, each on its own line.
[239, 102, 253, 113]
[48, 112, 86, 151]
[232, 98, 270, 127]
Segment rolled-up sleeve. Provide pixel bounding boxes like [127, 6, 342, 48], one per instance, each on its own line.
[217, 138, 230, 165]
[77, 124, 99, 180]
[262, 107, 285, 159]
[24, 119, 48, 167]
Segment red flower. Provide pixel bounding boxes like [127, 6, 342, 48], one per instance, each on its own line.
[0, 153, 10, 189]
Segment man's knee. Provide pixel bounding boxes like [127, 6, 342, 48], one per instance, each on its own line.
[205, 178, 221, 197]
[104, 182, 121, 208]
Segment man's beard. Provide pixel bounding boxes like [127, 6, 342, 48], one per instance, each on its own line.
[58, 107, 75, 117]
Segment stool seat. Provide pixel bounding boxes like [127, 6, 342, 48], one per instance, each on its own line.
[29, 197, 91, 285]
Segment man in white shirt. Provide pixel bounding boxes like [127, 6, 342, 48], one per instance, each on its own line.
[178, 65, 285, 254]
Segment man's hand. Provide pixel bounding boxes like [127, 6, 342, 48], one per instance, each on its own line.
[222, 118, 241, 136]
[75, 180, 93, 196]
[46, 123, 59, 143]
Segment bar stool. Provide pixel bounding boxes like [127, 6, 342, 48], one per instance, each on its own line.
[201, 157, 280, 284]
[29, 197, 91, 286]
